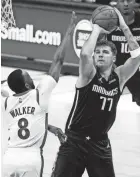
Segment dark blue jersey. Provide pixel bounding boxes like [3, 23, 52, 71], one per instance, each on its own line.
[107, 11, 140, 98]
[107, 11, 140, 66]
[65, 71, 122, 138]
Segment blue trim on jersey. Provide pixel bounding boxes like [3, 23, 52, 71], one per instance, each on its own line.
[5, 97, 8, 110]
[65, 90, 79, 132]
[40, 150, 44, 177]
[36, 89, 39, 105]
[40, 113, 48, 149]
[40, 113, 48, 177]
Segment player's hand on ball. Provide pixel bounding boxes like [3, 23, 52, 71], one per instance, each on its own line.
[91, 23, 110, 34]
[113, 7, 128, 29]
[91, 6, 118, 33]
[67, 11, 77, 35]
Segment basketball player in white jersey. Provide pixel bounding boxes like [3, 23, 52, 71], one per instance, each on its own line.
[2, 12, 76, 177]
[1, 83, 66, 148]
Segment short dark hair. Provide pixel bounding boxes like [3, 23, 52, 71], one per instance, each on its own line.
[95, 40, 117, 56]
[8, 69, 25, 93]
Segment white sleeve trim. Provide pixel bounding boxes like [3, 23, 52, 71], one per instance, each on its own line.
[37, 75, 57, 112]
[130, 47, 140, 59]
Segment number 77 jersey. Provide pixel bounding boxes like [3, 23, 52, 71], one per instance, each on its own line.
[4, 89, 48, 148]
[65, 71, 122, 136]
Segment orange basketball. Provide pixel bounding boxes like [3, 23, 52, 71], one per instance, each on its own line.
[91, 5, 118, 32]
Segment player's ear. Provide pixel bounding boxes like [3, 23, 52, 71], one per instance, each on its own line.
[25, 83, 31, 90]
[113, 56, 116, 63]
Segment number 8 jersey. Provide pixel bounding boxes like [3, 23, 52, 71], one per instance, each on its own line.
[65, 71, 122, 137]
[4, 75, 56, 148]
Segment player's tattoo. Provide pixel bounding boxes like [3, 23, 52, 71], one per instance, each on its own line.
[122, 27, 139, 51]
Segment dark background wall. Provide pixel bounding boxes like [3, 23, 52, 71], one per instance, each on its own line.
[2, 0, 100, 74]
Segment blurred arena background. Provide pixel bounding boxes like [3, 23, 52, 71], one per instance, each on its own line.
[1, 0, 140, 177]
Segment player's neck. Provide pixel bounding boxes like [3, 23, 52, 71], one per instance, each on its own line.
[14, 89, 31, 96]
[123, 11, 135, 25]
[99, 67, 112, 81]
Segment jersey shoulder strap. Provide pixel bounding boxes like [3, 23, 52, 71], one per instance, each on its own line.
[5, 97, 9, 110]
[36, 89, 39, 105]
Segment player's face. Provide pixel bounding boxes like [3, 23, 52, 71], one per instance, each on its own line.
[117, 0, 135, 15]
[22, 71, 35, 90]
[94, 46, 115, 70]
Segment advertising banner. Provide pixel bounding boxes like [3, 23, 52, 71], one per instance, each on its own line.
[1, 2, 93, 69]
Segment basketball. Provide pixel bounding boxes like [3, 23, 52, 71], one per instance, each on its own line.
[91, 5, 118, 32]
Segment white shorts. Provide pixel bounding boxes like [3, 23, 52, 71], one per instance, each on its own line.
[3, 148, 44, 177]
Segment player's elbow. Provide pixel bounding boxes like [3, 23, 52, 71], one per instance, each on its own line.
[80, 50, 90, 60]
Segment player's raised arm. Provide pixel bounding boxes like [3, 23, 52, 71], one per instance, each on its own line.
[77, 24, 109, 88]
[48, 11, 77, 82]
[114, 8, 140, 89]
[37, 12, 76, 111]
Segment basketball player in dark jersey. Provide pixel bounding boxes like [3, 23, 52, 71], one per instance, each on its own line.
[51, 8, 140, 177]
[108, 0, 140, 106]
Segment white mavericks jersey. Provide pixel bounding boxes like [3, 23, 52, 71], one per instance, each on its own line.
[4, 75, 56, 149]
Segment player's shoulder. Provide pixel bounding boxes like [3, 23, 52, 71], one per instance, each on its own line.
[1, 95, 7, 109]
[46, 75, 57, 83]
[39, 75, 56, 85]
[37, 74, 57, 93]
[114, 66, 122, 78]
[134, 11, 140, 25]
[5, 90, 36, 105]
[135, 11, 140, 18]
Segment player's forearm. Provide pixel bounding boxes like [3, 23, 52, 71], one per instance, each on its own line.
[48, 28, 72, 78]
[114, 8, 139, 52]
[48, 124, 51, 131]
[48, 124, 61, 136]
[81, 26, 100, 57]
[53, 29, 71, 63]
[55, 27, 72, 59]
[48, 124, 56, 134]
[122, 25, 139, 51]
[53, 12, 75, 63]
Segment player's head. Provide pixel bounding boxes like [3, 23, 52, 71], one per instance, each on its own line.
[94, 40, 117, 71]
[7, 69, 35, 94]
[116, 0, 135, 15]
